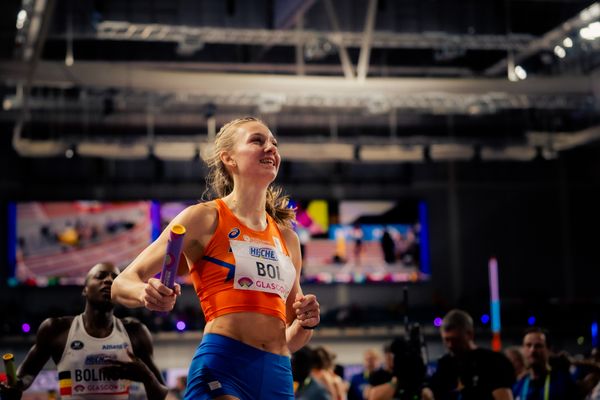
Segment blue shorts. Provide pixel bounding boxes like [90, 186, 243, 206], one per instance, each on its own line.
[184, 333, 294, 400]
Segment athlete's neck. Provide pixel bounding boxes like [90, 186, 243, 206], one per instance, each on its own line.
[223, 188, 268, 230]
[82, 305, 114, 338]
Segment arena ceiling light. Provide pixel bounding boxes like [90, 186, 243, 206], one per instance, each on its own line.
[429, 143, 475, 161]
[153, 142, 198, 161]
[77, 142, 149, 159]
[13, 138, 67, 157]
[278, 142, 355, 161]
[359, 144, 424, 162]
[480, 146, 537, 161]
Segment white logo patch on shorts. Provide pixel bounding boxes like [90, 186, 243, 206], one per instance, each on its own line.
[208, 381, 222, 391]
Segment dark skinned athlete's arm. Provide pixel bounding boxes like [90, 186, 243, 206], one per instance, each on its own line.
[0, 317, 69, 400]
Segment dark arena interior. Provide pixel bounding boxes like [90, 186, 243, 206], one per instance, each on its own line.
[0, 1, 599, 399]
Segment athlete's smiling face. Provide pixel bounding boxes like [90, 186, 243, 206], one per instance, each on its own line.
[226, 121, 281, 182]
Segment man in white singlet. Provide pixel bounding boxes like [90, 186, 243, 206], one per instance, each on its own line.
[0, 263, 167, 400]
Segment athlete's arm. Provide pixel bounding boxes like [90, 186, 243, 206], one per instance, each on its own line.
[112, 203, 217, 311]
[281, 227, 320, 353]
[101, 318, 168, 400]
[0, 318, 68, 399]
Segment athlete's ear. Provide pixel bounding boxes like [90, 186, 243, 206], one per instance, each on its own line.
[220, 151, 237, 170]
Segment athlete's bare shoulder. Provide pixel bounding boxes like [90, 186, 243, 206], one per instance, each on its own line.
[120, 316, 150, 339]
[39, 316, 75, 336]
[36, 316, 75, 356]
[278, 225, 300, 248]
[172, 200, 219, 237]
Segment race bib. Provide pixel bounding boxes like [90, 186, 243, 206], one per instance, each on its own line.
[230, 239, 296, 300]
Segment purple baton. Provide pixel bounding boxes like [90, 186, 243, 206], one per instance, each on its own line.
[160, 224, 186, 289]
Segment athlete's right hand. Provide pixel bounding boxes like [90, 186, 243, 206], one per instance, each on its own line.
[140, 278, 181, 312]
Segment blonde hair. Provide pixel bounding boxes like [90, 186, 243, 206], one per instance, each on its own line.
[204, 117, 296, 228]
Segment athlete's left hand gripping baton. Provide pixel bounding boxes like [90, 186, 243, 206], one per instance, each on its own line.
[3, 353, 17, 387]
[159, 225, 186, 289]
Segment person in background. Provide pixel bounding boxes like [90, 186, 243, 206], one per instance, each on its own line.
[380, 229, 396, 265]
[504, 346, 528, 381]
[166, 375, 188, 400]
[111, 117, 320, 400]
[292, 346, 332, 400]
[348, 348, 382, 400]
[573, 346, 600, 399]
[423, 309, 514, 400]
[0, 263, 167, 400]
[512, 327, 579, 400]
[312, 346, 348, 400]
[351, 223, 364, 267]
[369, 343, 395, 389]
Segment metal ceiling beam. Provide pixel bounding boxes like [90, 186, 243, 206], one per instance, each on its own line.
[357, 0, 378, 82]
[1, 61, 593, 97]
[485, 2, 600, 76]
[323, 0, 354, 79]
[91, 21, 535, 51]
[13, 0, 56, 157]
[1, 60, 471, 76]
[295, 15, 305, 76]
[274, 0, 318, 30]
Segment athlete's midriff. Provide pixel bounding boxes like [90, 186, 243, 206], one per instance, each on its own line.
[204, 312, 290, 355]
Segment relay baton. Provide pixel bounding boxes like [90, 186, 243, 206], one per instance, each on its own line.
[3, 353, 17, 386]
[159, 224, 186, 289]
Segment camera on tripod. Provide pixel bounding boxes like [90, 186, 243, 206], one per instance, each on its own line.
[388, 324, 427, 400]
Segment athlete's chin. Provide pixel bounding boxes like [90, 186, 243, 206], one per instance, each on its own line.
[251, 171, 278, 184]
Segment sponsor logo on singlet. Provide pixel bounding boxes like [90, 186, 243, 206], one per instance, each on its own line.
[237, 277, 254, 288]
[228, 228, 241, 238]
[70, 340, 84, 350]
[101, 343, 128, 350]
[249, 246, 278, 261]
[84, 354, 117, 365]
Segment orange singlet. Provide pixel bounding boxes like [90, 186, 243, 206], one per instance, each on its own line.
[190, 199, 297, 323]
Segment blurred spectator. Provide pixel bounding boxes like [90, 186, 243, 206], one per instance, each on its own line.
[504, 346, 528, 380]
[573, 347, 600, 399]
[348, 348, 381, 400]
[312, 346, 348, 400]
[424, 309, 515, 400]
[380, 229, 396, 264]
[292, 346, 332, 400]
[512, 327, 579, 400]
[369, 343, 395, 388]
[365, 342, 398, 400]
[588, 380, 600, 400]
[166, 375, 187, 400]
[352, 223, 364, 266]
[398, 228, 419, 267]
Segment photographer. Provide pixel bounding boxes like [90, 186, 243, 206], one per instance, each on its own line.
[368, 336, 427, 400]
